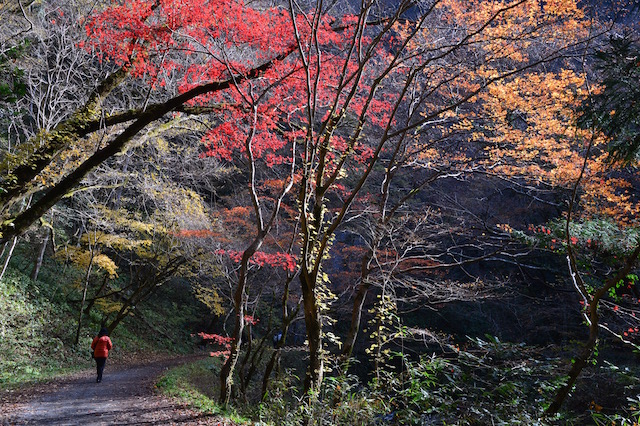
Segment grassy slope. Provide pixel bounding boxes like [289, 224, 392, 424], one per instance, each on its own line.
[0, 269, 83, 385]
[0, 251, 207, 388]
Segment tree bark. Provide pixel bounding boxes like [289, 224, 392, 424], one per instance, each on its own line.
[30, 229, 50, 281]
[300, 270, 323, 394]
[240, 325, 269, 398]
[341, 281, 371, 362]
[0, 236, 18, 282]
[219, 232, 264, 406]
[341, 247, 375, 363]
[218, 278, 246, 406]
[74, 250, 95, 345]
[546, 325, 598, 415]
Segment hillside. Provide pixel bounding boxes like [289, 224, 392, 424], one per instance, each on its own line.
[0, 252, 207, 387]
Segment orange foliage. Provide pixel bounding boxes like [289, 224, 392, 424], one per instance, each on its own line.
[174, 229, 216, 238]
[478, 69, 640, 225]
[211, 206, 254, 244]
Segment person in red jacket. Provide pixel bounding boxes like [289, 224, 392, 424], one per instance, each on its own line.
[91, 327, 113, 383]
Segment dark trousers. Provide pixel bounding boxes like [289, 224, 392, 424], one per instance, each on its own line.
[95, 357, 107, 381]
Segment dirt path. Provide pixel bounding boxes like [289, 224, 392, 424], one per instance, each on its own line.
[1, 357, 232, 425]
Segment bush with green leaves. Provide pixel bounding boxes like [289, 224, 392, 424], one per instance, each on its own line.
[258, 372, 381, 426]
[590, 394, 640, 426]
[365, 336, 563, 425]
[255, 337, 562, 425]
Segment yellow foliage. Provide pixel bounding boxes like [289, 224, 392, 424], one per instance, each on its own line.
[55, 246, 118, 278]
[193, 284, 225, 317]
[155, 136, 169, 153]
[95, 298, 124, 315]
[36, 132, 105, 190]
[92, 254, 119, 279]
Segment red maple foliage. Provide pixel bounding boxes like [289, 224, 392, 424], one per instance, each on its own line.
[84, 0, 385, 174]
[196, 332, 233, 360]
[215, 249, 297, 272]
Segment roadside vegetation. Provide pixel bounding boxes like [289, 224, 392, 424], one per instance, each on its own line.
[155, 338, 640, 425]
[155, 358, 252, 425]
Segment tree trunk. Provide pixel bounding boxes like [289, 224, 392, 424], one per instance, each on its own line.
[341, 280, 372, 362]
[106, 283, 150, 333]
[0, 237, 18, 282]
[237, 323, 253, 401]
[262, 274, 298, 399]
[546, 325, 598, 415]
[219, 293, 245, 406]
[106, 306, 132, 334]
[262, 348, 281, 400]
[219, 240, 261, 406]
[74, 255, 94, 345]
[300, 271, 323, 394]
[240, 327, 269, 397]
[30, 230, 50, 281]
[261, 322, 293, 399]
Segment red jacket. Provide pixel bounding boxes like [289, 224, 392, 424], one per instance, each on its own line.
[91, 336, 113, 358]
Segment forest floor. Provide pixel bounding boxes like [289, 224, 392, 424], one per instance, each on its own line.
[0, 355, 234, 425]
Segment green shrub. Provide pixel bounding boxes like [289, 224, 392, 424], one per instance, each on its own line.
[0, 269, 82, 385]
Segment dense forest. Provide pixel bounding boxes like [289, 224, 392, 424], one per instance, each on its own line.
[1, 0, 640, 424]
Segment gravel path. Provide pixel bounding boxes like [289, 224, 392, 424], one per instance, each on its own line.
[1, 357, 232, 426]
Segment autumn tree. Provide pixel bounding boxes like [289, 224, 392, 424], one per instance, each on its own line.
[202, 194, 302, 400]
[277, 0, 597, 394]
[82, 116, 227, 332]
[168, 0, 599, 398]
[38, 91, 225, 339]
[56, 183, 194, 337]
[543, 33, 640, 416]
[215, 153, 296, 405]
[0, 0, 609, 407]
[458, 6, 640, 414]
[0, 0, 295, 244]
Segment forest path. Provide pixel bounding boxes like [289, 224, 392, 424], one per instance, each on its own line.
[1, 356, 231, 425]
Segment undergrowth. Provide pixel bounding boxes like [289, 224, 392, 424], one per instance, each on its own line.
[155, 359, 220, 414]
[155, 337, 640, 425]
[155, 358, 250, 424]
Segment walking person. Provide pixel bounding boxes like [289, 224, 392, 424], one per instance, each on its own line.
[91, 327, 112, 383]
